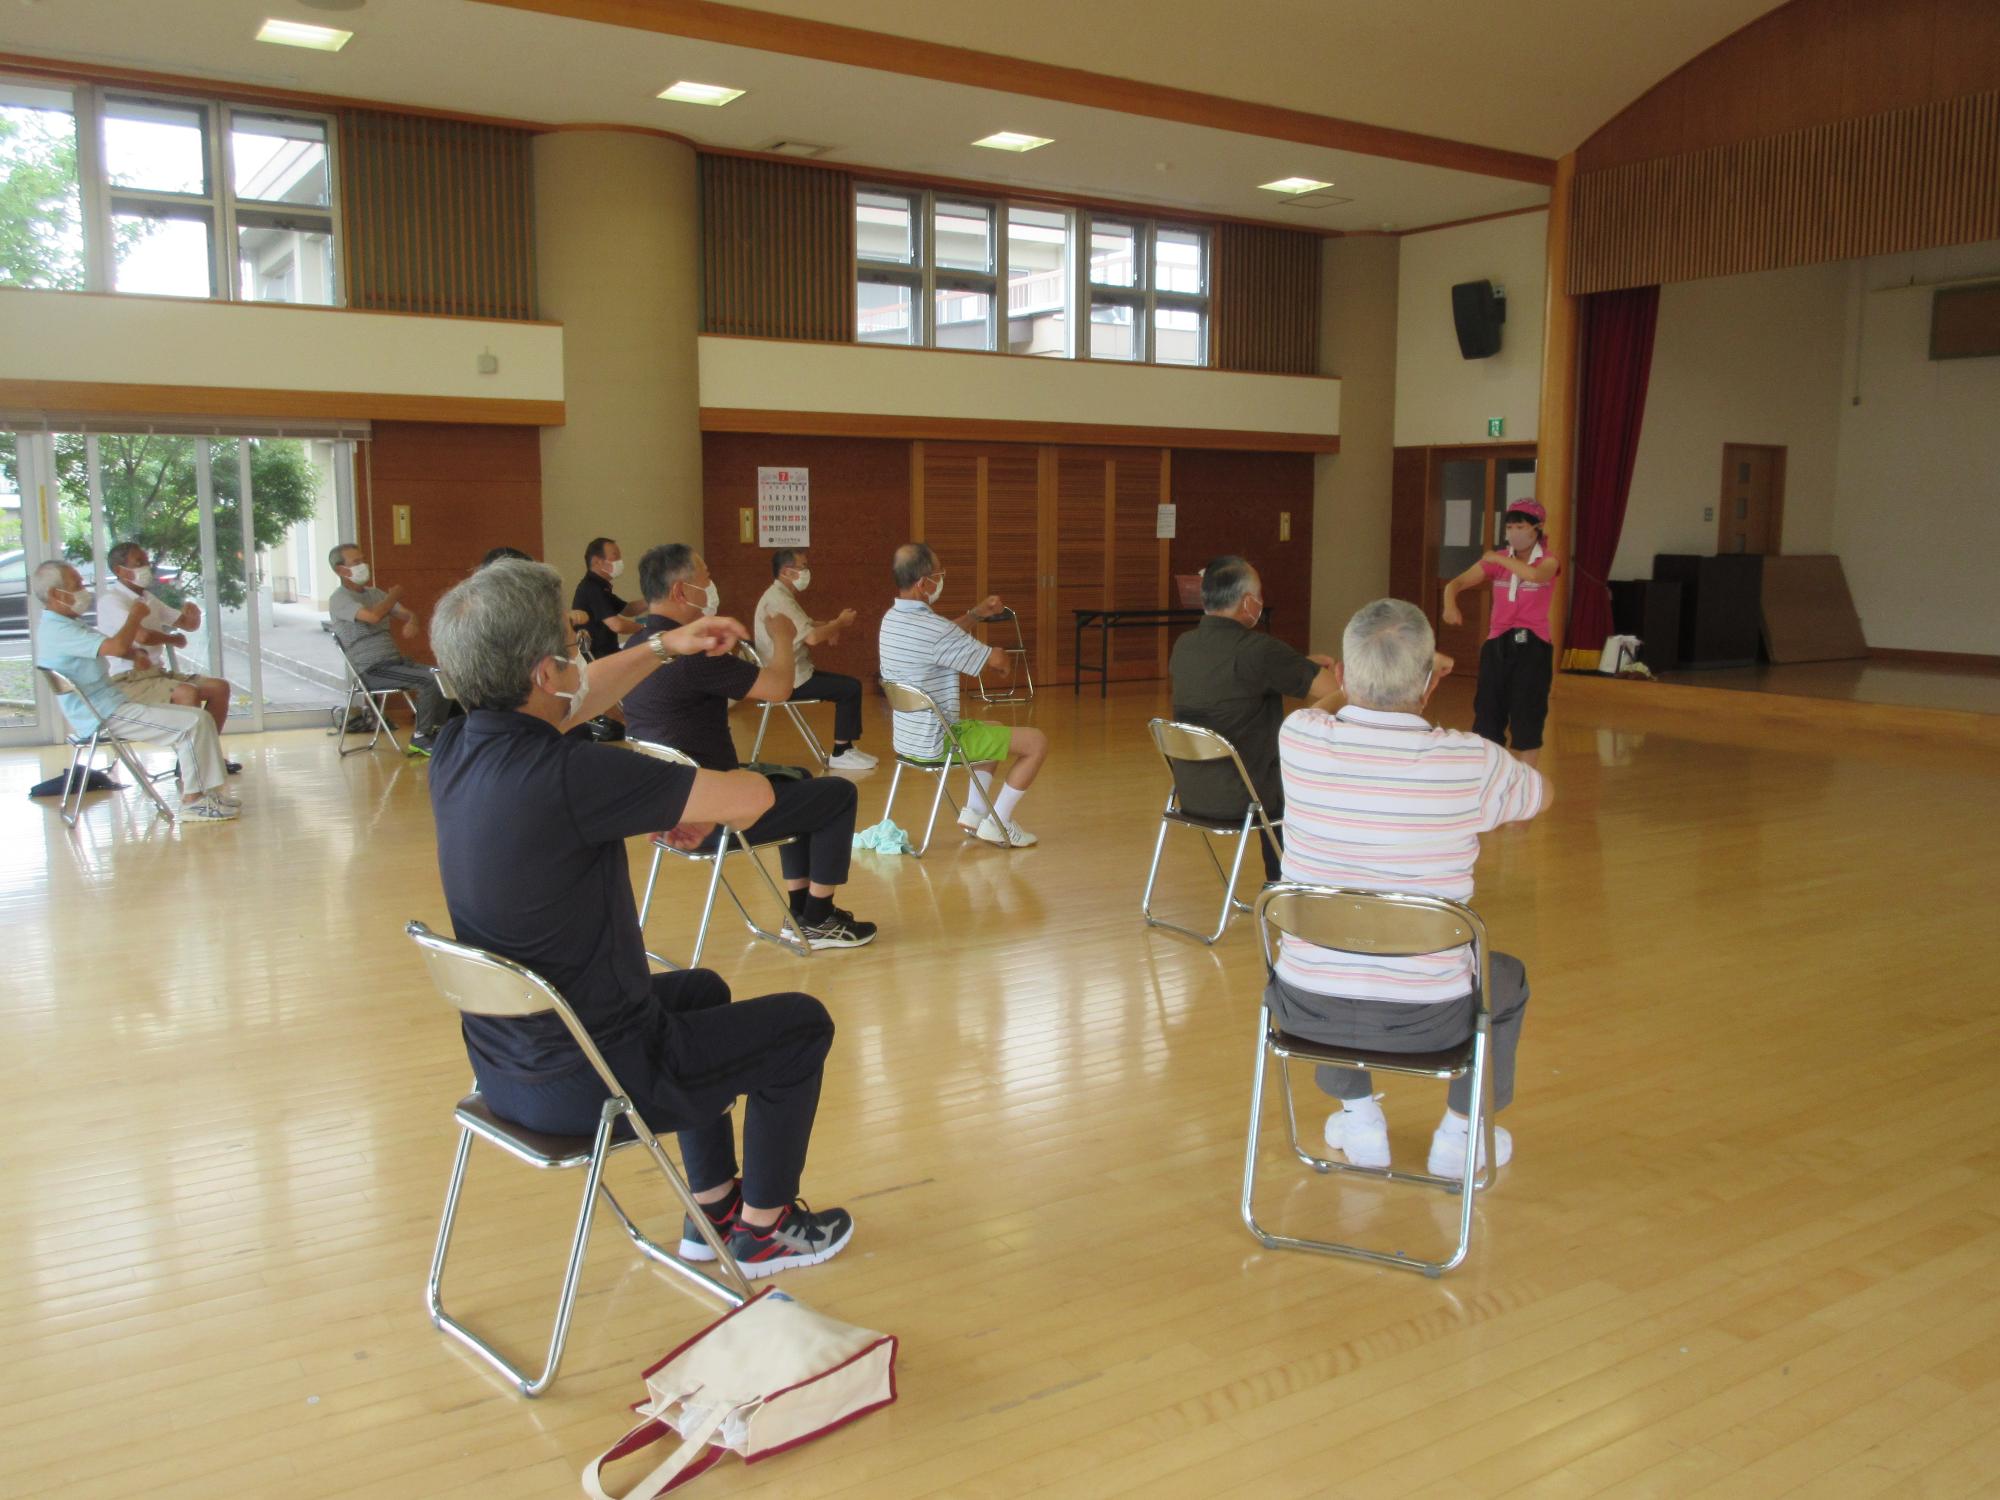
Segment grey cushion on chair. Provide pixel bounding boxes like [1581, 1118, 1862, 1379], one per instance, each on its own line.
[454, 1094, 600, 1166]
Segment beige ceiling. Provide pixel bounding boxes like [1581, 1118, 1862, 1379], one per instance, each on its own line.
[0, 0, 1781, 230]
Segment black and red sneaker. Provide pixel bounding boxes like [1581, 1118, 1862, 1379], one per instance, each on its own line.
[678, 1179, 741, 1262]
[725, 1200, 856, 1278]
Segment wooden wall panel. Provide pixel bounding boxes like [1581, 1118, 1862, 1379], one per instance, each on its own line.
[1570, 88, 2000, 294]
[700, 155, 856, 342]
[1167, 449, 1316, 656]
[914, 444, 980, 621]
[359, 422, 543, 659]
[983, 448, 1043, 674]
[1110, 452, 1165, 677]
[1578, 0, 2000, 173]
[700, 433, 910, 685]
[1212, 223, 1323, 375]
[339, 111, 536, 320]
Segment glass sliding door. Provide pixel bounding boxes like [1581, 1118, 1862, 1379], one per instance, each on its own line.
[0, 432, 62, 743]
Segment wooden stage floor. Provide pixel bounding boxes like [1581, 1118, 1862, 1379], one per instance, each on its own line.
[3, 676, 1998, 1498]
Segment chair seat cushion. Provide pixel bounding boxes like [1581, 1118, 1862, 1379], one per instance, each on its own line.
[456, 1093, 600, 1166]
[1267, 1028, 1473, 1078]
[1166, 807, 1282, 834]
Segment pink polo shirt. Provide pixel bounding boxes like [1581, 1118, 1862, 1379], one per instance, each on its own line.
[1482, 541, 1559, 642]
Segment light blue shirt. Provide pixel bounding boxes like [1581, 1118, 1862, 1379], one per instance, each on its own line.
[35, 611, 128, 734]
[876, 597, 992, 758]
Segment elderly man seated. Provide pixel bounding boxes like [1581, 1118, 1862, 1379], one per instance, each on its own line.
[877, 542, 1049, 848]
[1267, 597, 1547, 1177]
[425, 558, 854, 1276]
[754, 547, 873, 770]
[327, 542, 457, 753]
[96, 540, 233, 738]
[32, 561, 239, 822]
[622, 543, 878, 951]
[1168, 554, 1337, 883]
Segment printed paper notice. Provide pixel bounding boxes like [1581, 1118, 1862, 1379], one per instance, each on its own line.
[1443, 498, 1473, 547]
[1504, 469, 1537, 506]
[756, 468, 810, 548]
[1155, 504, 1178, 539]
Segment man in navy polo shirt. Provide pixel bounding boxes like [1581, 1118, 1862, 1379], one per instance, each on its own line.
[426, 559, 855, 1278]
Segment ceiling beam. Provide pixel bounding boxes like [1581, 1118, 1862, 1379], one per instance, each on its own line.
[471, 0, 1558, 185]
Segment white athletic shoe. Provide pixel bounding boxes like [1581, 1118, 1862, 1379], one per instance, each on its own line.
[957, 803, 987, 831]
[1323, 1097, 1391, 1168]
[1427, 1120, 1512, 1177]
[826, 747, 878, 770]
[179, 794, 240, 823]
[974, 814, 1037, 848]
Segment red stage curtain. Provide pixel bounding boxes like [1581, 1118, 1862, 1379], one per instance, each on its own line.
[1567, 285, 1660, 653]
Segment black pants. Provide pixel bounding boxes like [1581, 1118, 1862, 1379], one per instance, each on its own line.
[1181, 779, 1286, 882]
[1472, 631, 1553, 752]
[472, 969, 834, 1207]
[707, 773, 858, 887]
[362, 659, 458, 737]
[797, 670, 864, 744]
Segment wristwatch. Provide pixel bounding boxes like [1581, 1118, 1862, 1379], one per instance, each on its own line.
[648, 632, 672, 662]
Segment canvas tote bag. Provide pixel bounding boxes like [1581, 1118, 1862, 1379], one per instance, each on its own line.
[582, 1290, 897, 1498]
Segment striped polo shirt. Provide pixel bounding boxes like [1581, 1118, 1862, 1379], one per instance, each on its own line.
[877, 597, 992, 758]
[1275, 703, 1545, 1002]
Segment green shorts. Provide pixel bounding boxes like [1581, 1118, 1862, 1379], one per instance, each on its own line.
[922, 719, 1011, 766]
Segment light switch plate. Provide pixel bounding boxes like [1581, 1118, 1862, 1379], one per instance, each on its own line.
[1279, 510, 1291, 542]
[740, 507, 754, 543]
[392, 504, 412, 545]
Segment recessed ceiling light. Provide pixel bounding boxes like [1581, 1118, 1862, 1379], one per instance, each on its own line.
[658, 81, 746, 106]
[1260, 176, 1334, 195]
[972, 132, 1053, 153]
[255, 18, 353, 51]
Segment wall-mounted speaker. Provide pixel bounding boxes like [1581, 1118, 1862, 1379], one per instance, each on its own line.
[1451, 279, 1506, 360]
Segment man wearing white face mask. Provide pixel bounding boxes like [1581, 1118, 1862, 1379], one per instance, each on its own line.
[95, 540, 234, 740]
[327, 542, 456, 752]
[753, 548, 872, 771]
[572, 536, 645, 661]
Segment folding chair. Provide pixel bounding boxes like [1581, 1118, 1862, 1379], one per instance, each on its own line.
[974, 607, 1034, 705]
[627, 740, 812, 970]
[405, 920, 751, 1397]
[329, 635, 418, 756]
[878, 680, 983, 856]
[739, 642, 829, 773]
[1140, 719, 1283, 944]
[37, 666, 179, 826]
[1242, 883, 1498, 1278]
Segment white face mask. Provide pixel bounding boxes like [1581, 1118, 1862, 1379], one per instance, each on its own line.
[790, 568, 811, 593]
[126, 566, 155, 589]
[925, 574, 946, 605]
[551, 652, 589, 706]
[605, 558, 625, 581]
[701, 580, 720, 616]
[346, 562, 371, 586]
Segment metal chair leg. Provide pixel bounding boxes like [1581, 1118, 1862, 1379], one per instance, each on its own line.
[114, 738, 179, 820]
[714, 840, 813, 958]
[750, 706, 771, 763]
[784, 703, 829, 772]
[58, 736, 96, 827]
[685, 849, 730, 970]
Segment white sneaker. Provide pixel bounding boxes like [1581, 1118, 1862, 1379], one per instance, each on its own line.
[826, 747, 877, 770]
[957, 804, 986, 831]
[974, 813, 1037, 848]
[1323, 1097, 1390, 1168]
[1427, 1120, 1512, 1177]
[180, 794, 240, 823]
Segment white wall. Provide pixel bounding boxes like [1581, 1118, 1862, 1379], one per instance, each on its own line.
[1394, 210, 1546, 447]
[1313, 235, 1398, 649]
[0, 288, 564, 406]
[1612, 262, 1848, 579]
[698, 336, 1340, 442]
[1834, 240, 2000, 654]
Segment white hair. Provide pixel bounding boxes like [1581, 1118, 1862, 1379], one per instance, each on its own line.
[30, 559, 76, 606]
[429, 559, 569, 712]
[1341, 598, 1435, 710]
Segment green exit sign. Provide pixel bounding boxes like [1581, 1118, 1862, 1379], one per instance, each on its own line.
[1487, 417, 1505, 437]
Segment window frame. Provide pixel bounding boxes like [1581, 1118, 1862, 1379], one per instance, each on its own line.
[0, 77, 343, 306]
[855, 182, 1210, 367]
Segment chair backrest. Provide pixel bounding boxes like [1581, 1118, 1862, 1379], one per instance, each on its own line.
[1148, 717, 1261, 808]
[38, 664, 82, 697]
[432, 666, 459, 702]
[1256, 883, 1487, 997]
[329, 632, 368, 685]
[879, 679, 946, 718]
[625, 737, 698, 770]
[405, 919, 627, 1086]
[737, 641, 767, 668]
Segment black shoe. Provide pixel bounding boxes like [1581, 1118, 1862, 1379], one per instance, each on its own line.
[802, 906, 877, 950]
[724, 1201, 855, 1278]
[678, 1180, 741, 1262]
[225, 759, 242, 775]
[407, 733, 437, 757]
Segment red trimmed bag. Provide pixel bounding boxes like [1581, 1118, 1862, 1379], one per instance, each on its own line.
[582, 1290, 898, 1498]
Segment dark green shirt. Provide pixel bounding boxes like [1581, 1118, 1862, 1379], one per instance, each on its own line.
[1167, 614, 1318, 817]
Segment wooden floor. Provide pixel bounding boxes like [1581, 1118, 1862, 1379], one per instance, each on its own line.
[4, 677, 1999, 1498]
[1657, 657, 2000, 716]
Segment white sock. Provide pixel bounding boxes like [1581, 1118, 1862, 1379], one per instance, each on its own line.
[993, 783, 1026, 823]
[1436, 1110, 1469, 1135]
[964, 769, 996, 817]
